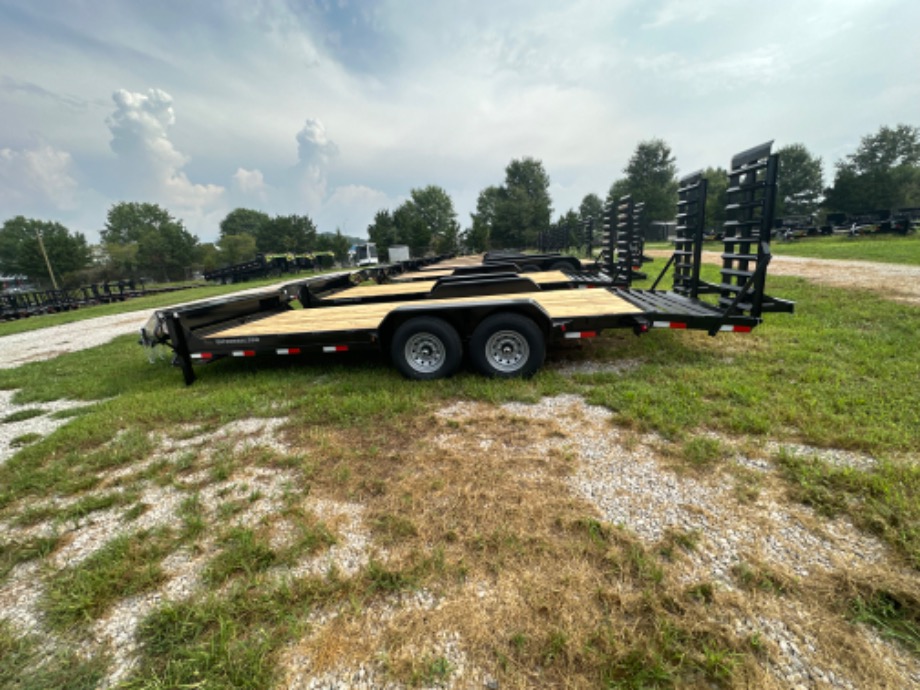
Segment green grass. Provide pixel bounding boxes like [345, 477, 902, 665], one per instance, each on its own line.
[767, 233, 920, 265]
[776, 449, 920, 568]
[2, 407, 46, 423]
[849, 587, 920, 656]
[43, 529, 174, 629]
[649, 234, 920, 265]
[0, 261, 918, 685]
[0, 620, 107, 690]
[0, 534, 59, 583]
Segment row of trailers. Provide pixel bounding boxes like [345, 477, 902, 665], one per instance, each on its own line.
[141, 142, 795, 385]
[1, 279, 191, 322]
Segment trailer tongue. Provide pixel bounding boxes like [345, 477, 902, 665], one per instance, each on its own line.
[141, 142, 793, 385]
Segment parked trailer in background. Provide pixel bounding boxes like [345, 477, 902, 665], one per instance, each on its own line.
[387, 245, 411, 263]
[141, 143, 793, 385]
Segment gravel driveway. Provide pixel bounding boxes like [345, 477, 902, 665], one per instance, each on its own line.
[647, 250, 920, 305]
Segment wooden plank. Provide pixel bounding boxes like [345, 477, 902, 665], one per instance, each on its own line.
[328, 271, 571, 300]
[331, 280, 437, 298]
[208, 289, 641, 339]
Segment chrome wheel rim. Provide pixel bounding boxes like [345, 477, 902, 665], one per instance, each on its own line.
[404, 332, 446, 373]
[485, 330, 529, 373]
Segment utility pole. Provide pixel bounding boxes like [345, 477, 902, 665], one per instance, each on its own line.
[35, 228, 59, 290]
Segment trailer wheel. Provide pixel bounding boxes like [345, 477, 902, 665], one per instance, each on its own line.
[391, 317, 462, 380]
[470, 313, 545, 378]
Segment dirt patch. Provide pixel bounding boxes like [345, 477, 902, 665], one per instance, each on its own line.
[2, 396, 917, 688]
[646, 250, 920, 306]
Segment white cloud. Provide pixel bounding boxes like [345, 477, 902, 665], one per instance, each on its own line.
[318, 184, 396, 235]
[641, 0, 731, 29]
[295, 118, 339, 210]
[106, 88, 224, 210]
[232, 167, 269, 200]
[0, 141, 79, 211]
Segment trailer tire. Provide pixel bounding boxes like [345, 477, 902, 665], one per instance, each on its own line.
[391, 317, 462, 380]
[470, 313, 545, 378]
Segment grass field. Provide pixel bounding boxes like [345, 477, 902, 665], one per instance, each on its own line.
[767, 233, 920, 265]
[646, 234, 920, 265]
[0, 266, 918, 688]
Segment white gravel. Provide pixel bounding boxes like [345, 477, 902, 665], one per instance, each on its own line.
[0, 389, 95, 466]
[0, 310, 153, 369]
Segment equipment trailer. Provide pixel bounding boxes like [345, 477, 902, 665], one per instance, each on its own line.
[141, 142, 794, 385]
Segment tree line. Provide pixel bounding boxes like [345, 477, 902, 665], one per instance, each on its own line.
[2, 122, 917, 288]
[0, 203, 363, 287]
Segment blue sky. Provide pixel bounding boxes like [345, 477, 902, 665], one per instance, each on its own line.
[1, 0, 918, 244]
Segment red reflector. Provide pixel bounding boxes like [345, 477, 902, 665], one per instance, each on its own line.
[193, 352, 212, 360]
[735, 325, 752, 333]
[288, 348, 301, 355]
[336, 345, 349, 352]
[670, 323, 687, 329]
[582, 331, 597, 338]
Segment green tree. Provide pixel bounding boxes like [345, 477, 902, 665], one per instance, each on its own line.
[105, 241, 140, 277]
[777, 144, 823, 218]
[493, 157, 552, 249]
[471, 158, 552, 251]
[467, 185, 501, 252]
[825, 123, 920, 213]
[367, 210, 398, 251]
[605, 178, 631, 208]
[0, 216, 91, 286]
[579, 193, 604, 226]
[370, 186, 461, 257]
[701, 167, 729, 233]
[217, 233, 257, 265]
[196, 242, 220, 273]
[321, 229, 350, 264]
[257, 214, 316, 253]
[219, 208, 271, 240]
[407, 185, 461, 255]
[552, 209, 581, 250]
[101, 202, 198, 281]
[614, 139, 678, 232]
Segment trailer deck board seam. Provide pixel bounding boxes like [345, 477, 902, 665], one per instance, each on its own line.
[208, 289, 641, 337]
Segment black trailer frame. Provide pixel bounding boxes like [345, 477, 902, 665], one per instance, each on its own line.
[140, 142, 794, 386]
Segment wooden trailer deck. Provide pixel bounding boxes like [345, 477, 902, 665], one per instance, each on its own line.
[209, 288, 641, 337]
[327, 271, 572, 300]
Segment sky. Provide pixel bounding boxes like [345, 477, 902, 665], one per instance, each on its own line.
[1, 0, 918, 245]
